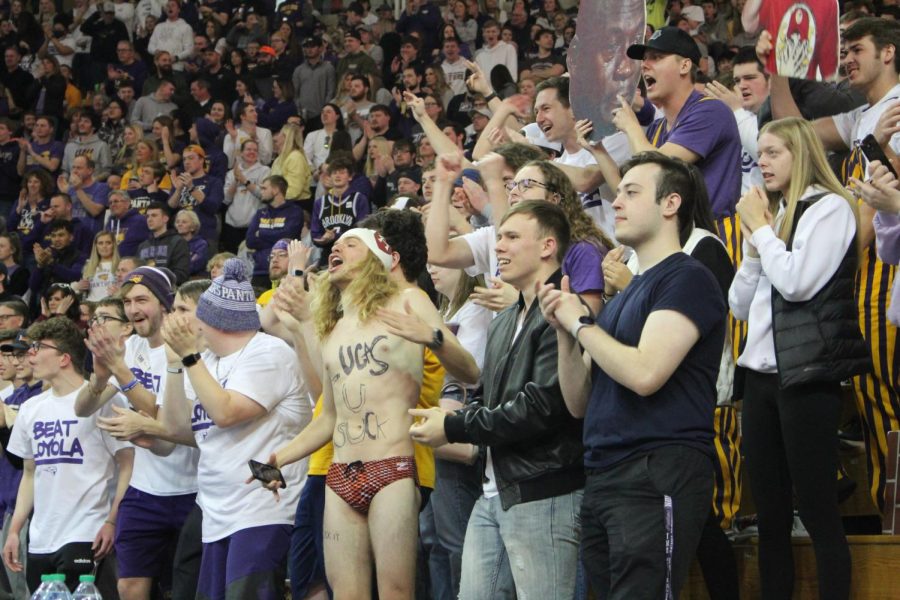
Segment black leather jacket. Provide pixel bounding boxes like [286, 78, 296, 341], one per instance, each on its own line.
[444, 271, 585, 510]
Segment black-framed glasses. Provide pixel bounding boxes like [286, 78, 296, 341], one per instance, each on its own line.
[88, 314, 127, 326]
[30, 341, 61, 353]
[1, 352, 26, 362]
[504, 178, 552, 194]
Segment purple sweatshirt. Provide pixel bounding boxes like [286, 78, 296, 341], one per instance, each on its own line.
[874, 211, 900, 326]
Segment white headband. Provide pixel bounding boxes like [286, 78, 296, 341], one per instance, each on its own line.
[341, 228, 394, 271]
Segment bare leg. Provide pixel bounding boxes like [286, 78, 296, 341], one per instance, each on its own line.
[117, 576, 153, 600]
[323, 488, 373, 600]
[304, 583, 330, 600]
[368, 478, 420, 600]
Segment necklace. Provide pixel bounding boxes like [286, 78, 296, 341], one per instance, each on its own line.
[213, 337, 253, 385]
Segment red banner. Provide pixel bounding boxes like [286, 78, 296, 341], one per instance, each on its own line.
[760, 0, 839, 81]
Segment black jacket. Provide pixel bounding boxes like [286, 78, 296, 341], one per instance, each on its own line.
[772, 196, 871, 387]
[444, 270, 584, 510]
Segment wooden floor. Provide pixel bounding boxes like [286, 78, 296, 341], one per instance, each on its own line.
[681, 535, 900, 599]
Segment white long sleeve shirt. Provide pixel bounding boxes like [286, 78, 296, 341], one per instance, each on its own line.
[148, 18, 194, 69]
[728, 187, 857, 373]
[474, 41, 517, 82]
[734, 108, 763, 194]
[223, 127, 273, 168]
[223, 161, 271, 228]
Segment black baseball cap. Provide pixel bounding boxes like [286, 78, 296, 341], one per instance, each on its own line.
[0, 330, 28, 353]
[626, 27, 701, 66]
[302, 35, 323, 47]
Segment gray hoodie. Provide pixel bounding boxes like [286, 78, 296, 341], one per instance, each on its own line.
[62, 134, 112, 178]
[132, 94, 178, 132]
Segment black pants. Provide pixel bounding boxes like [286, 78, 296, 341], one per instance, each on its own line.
[742, 371, 850, 600]
[27, 542, 115, 594]
[219, 223, 248, 255]
[581, 445, 712, 599]
[171, 504, 202, 599]
[696, 509, 740, 600]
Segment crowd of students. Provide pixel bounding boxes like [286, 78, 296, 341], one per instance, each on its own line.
[0, 0, 896, 599]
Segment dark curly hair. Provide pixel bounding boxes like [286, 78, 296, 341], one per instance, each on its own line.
[358, 208, 427, 283]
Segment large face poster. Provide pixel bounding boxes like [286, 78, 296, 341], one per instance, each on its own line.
[567, 0, 646, 140]
[759, 0, 840, 80]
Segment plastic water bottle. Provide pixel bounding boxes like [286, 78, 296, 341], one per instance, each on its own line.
[43, 574, 71, 599]
[29, 574, 51, 599]
[72, 575, 102, 599]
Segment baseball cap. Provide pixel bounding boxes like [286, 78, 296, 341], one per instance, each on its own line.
[0, 330, 28, 353]
[259, 45, 277, 56]
[681, 5, 704, 23]
[302, 35, 323, 47]
[626, 27, 701, 66]
[468, 107, 492, 119]
[345, 28, 362, 41]
[102, 1, 115, 13]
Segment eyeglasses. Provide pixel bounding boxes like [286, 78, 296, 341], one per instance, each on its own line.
[88, 314, 127, 326]
[504, 179, 552, 194]
[0, 314, 19, 321]
[270, 251, 289, 261]
[1, 352, 26, 362]
[30, 341, 61, 353]
[424, 101, 439, 107]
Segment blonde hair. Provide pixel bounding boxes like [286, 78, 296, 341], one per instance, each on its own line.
[82, 230, 120, 280]
[175, 209, 200, 235]
[311, 252, 398, 338]
[758, 117, 859, 251]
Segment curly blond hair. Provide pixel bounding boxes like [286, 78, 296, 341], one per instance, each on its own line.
[311, 253, 398, 339]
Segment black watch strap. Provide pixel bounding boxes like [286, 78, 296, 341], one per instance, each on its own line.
[181, 352, 202, 367]
[484, 92, 498, 102]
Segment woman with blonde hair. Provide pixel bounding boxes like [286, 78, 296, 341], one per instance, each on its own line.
[77, 230, 120, 301]
[271, 123, 312, 206]
[113, 123, 145, 170]
[120, 137, 173, 191]
[175, 209, 209, 276]
[729, 117, 867, 599]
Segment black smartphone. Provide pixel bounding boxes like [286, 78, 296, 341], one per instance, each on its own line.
[248, 459, 287, 489]
[860, 134, 899, 178]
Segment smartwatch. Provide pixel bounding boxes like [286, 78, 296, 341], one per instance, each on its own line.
[570, 315, 594, 341]
[426, 328, 444, 350]
[181, 352, 202, 368]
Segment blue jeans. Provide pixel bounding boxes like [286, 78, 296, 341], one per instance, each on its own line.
[432, 458, 481, 598]
[458, 490, 582, 600]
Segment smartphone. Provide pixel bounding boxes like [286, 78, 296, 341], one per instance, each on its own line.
[860, 134, 899, 178]
[248, 459, 287, 489]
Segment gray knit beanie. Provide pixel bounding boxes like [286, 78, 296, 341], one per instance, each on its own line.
[195, 258, 261, 332]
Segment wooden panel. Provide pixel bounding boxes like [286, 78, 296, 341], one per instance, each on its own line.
[681, 535, 900, 599]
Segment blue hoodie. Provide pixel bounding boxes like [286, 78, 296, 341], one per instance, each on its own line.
[195, 118, 228, 181]
[106, 208, 151, 257]
[246, 201, 304, 276]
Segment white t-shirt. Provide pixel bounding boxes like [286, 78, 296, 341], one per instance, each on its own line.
[186, 333, 312, 543]
[86, 262, 116, 302]
[8, 384, 129, 554]
[554, 133, 631, 244]
[833, 83, 900, 156]
[441, 58, 469, 97]
[113, 336, 199, 496]
[462, 224, 497, 281]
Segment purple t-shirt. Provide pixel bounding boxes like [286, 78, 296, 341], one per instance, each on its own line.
[74, 180, 110, 235]
[563, 240, 607, 295]
[647, 90, 742, 219]
[25, 140, 64, 175]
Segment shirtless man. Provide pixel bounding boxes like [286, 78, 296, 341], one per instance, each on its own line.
[266, 228, 474, 599]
